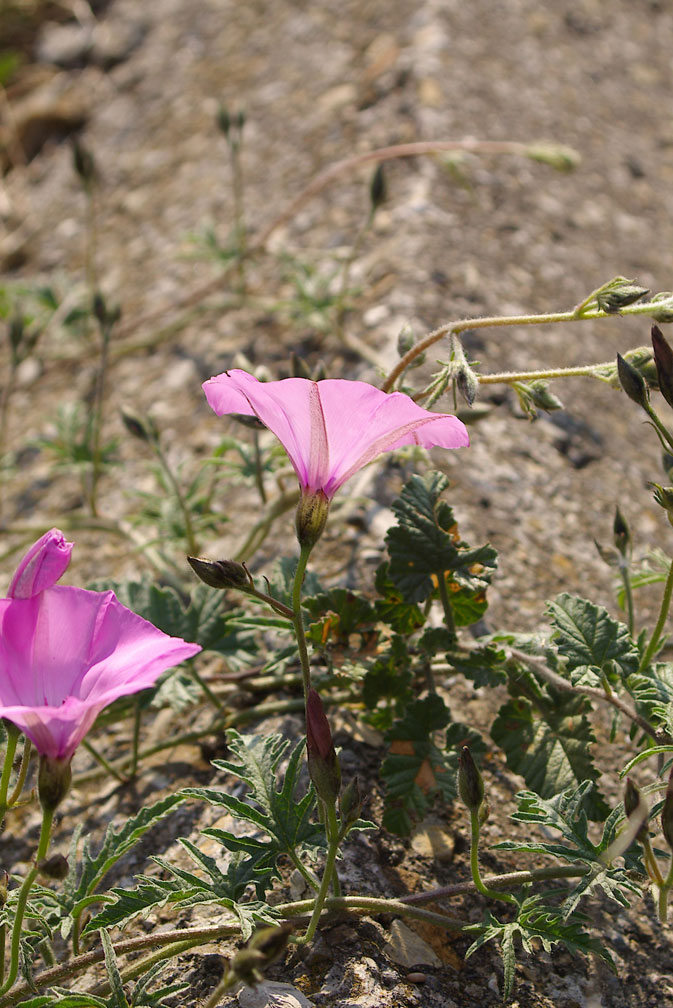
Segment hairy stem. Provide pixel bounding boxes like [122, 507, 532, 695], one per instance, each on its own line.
[639, 559, 673, 674]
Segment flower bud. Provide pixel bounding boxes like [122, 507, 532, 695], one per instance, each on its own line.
[652, 324, 673, 410]
[216, 104, 231, 136]
[649, 483, 673, 526]
[187, 556, 250, 590]
[0, 870, 8, 907]
[306, 688, 341, 805]
[597, 280, 649, 314]
[38, 854, 69, 881]
[617, 353, 650, 409]
[120, 407, 158, 444]
[624, 778, 649, 843]
[71, 140, 96, 188]
[662, 768, 673, 853]
[38, 755, 72, 813]
[613, 506, 631, 558]
[457, 746, 484, 813]
[8, 529, 73, 598]
[295, 490, 330, 549]
[369, 163, 387, 213]
[229, 924, 292, 987]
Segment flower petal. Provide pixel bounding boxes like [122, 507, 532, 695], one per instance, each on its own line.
[8, 529, 73, 598]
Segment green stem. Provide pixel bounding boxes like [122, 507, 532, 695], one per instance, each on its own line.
[620, 561, 635, 638]
[130, 701, 142, 779]
[153, 437, 199, 556]
[639, 559, 673, 673]
[645, 403, 673, 457]
[252, 429, 267, 505]
[477, 363, 614, 386]
[0, 807, 54, 998]
[469, 810, 517, 905]
[299, 804, 345, 944]
[658, 857, 673, 922]
[0, 723, 20, 825]
[437, 573, 457, 643]
[292, 543, 314, 699]
[7, 738, 31, 810]
[382, 296, 673, 393]
[80, 738, 128, 784]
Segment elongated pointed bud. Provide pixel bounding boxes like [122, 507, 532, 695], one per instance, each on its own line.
[617, 353, 650, 409]
[652, 324, 673, 409]
[624, 778, 649, 843]
[306, 688, 341, 805]
[369, 163, 387, 213]
[188, 556, 250, 590]
[597, 281, 649, 313]
[295, 490, 330, 548]
[457, 746, 484, 813]
[613, 506, 630, 558]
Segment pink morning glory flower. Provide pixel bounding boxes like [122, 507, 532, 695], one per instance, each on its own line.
[0, 531, 201, 762]
[203, 370, 469, 498]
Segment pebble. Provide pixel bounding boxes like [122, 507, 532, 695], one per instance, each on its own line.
[383, 919, 441, 969]
[406, 972, 427, 984]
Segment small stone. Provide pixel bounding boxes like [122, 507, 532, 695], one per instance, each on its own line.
[383, 920, 441, 969]
[406, 972, 427, 984]
[237, 980, 315, 1008]
[410, 823, 456, 863]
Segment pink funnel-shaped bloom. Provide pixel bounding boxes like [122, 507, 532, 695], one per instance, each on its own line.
[0, 533, 201, 761]
[203, 370, 469, 498]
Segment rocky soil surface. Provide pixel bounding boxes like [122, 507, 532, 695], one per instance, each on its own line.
[3, 0, 673, 1005]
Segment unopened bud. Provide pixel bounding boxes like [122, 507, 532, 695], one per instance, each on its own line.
[369, 163, 387, 212]
[457, 746, 484, 813]
[524, 380, 563, 413]
[597, 280, 649, 314]
[120, 407, 158, 444]
[306, 688, 341, 805]
[662, 768, 673, 853]
[229, 924, 292, 987]
[613, 506, 630, 558]
[71, 140, 96, 188]
[38, 755, 72, 813]
[397, 324, 425, 367]
[652, 325, 673, 409]
[38, 854, 69, 881]
[295, 490, 330, 548]
[649, 483, 673, 526]
[216, 104, 231, 136]
[0, 870, 8, 907]
[624, 778, 649, 844]
[617, 353, 650, 409]
[187, 556, 250, 590]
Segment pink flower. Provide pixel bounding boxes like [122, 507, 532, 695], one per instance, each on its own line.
[0, 532, 201, 761]
[203, 370, 469, 498]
